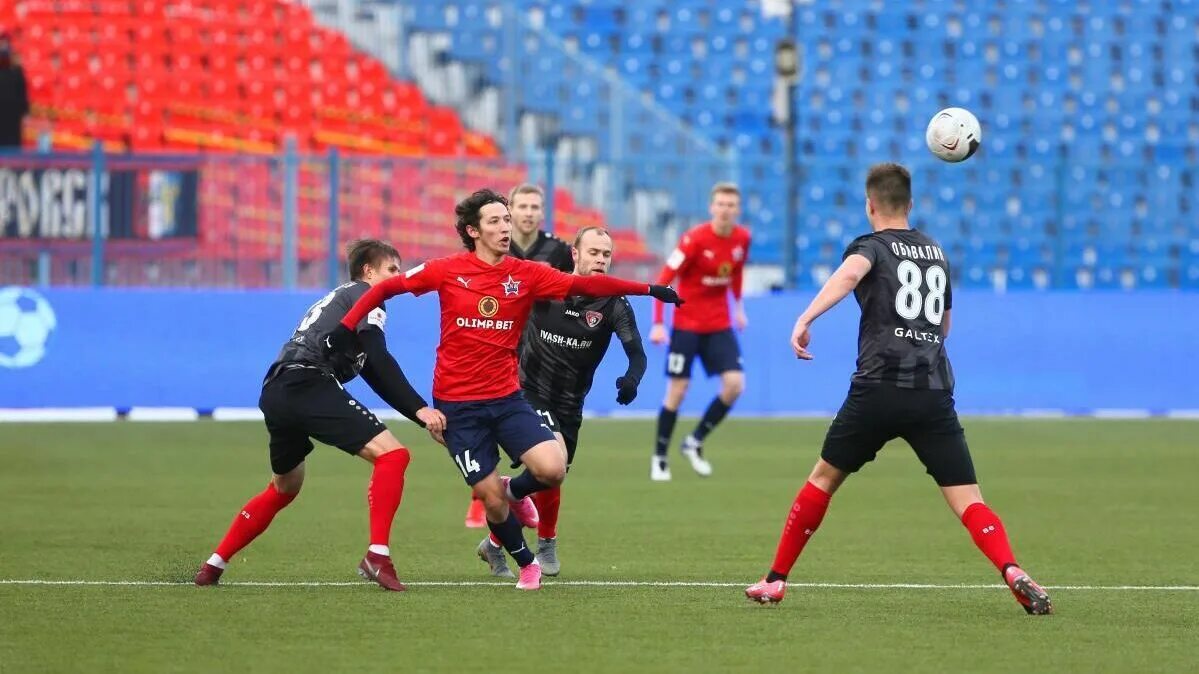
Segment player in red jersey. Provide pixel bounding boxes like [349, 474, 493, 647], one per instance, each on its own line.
[324, 189, 682, 590]
[648, 182, 751, 481]
[464, 182, 573, 529]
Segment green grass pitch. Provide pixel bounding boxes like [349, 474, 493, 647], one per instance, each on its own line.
[2, 419, 1196, 673]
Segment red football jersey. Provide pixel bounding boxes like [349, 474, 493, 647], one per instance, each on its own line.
[653, 222, 751, 333]
[395, 252, 576, 401]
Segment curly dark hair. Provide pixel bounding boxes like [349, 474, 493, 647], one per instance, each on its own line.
[455, 189, 509, 251]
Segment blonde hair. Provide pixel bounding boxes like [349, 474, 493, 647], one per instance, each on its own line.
[710, 182, 741, 200]
[508, 183, 545, 204]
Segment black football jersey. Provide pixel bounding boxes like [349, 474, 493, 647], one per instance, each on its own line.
[518, 294, 641, 412]
[266, 281, 388, 384]
[510, 231, 574, 272]
[842, 228, 955, 391]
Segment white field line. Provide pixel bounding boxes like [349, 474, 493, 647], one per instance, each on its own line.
[2, 579, 1196, 591]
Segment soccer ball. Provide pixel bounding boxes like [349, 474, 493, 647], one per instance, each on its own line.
[925, 107, 982, 162]
[0, 287, 57, 368]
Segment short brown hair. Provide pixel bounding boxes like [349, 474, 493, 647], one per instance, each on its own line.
[346, 239, 400, 280]
[508, 183, 544, 205]
[865, 163, 912, 214]
[455, 188, 508, 251]
[572, 226, 610, 249]
[710, 182, 740, 200]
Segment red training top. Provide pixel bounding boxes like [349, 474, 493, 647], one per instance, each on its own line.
[652, 222, 751, 333]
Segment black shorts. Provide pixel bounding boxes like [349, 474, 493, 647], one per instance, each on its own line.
[820, 384, 977, 487]
[523, 389, 583, 466]
[435, 391, 557, 486]
[258, 367, 387, 475]
[666, 328, 743, 378]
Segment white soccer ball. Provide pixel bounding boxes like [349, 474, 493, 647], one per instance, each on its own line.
[0, 287, 57, 368]
[925, 107, 982, 162]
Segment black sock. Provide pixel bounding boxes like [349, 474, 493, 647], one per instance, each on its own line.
[692, 397, 731, 442]
[765, 570, 788, 583]
[655, 407, 678, 458]
[507, 469, 550, 501]
[487, 510, 535, 567]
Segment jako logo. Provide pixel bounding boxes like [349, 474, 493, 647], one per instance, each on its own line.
[0, 287, 57, 368]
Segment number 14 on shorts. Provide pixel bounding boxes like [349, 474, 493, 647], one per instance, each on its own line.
[455, 450, 482, 477]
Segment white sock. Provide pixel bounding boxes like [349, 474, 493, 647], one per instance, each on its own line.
[368, 544, 390, 557]
[206, 554, 227, 570]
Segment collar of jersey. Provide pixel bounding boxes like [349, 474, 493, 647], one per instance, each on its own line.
[462, 251, 516, 270]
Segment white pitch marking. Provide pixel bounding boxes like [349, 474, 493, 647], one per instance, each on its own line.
[2, 579, 1196, 591]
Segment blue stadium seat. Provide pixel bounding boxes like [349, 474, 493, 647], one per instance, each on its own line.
[382, 0, 1199, 288]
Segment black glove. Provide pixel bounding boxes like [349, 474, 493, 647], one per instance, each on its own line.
[616, 376, 639, 405]
[322, 323, 361, 359]
[649, 284, 684, 305]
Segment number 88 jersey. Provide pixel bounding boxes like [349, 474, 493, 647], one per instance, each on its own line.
[842, 229, 955, 391]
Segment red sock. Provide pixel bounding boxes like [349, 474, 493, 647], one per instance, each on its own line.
[769, 481, 832, 577]
[533, 486, 561, 539]
[214, 483, 297, 562]
[960, 502, 1017, 573]
[367, 448, 410, 549]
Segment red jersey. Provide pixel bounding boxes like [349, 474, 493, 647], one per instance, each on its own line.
[340, 252, 652, 402]
[653, 222, 750, 333]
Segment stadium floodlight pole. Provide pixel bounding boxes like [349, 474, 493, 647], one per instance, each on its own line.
[89, 140, 105, 287]
[544, 138, 557, 235]
[327, 147, 340, 287]
[501, 0, 519, 153]
[775, 26, 801, 289]
[282, 134, 298, 290]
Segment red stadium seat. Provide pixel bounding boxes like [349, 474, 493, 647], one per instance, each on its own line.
[19, 0, 634, 264]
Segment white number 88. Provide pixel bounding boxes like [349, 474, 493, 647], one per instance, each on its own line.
[893, 261, 946, 326]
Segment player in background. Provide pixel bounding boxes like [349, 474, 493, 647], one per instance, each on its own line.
[648, 182, 751, 481]
[508, 183, 573, 272]
[477, 226, 647, 577]
[464, 182, 574, 528]
[195, 240, 447, 592]
[324, 189, 682, 590]
[745, 164, 1052, 615]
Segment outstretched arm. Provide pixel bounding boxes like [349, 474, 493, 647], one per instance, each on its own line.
[791, 254, 873, 360]
[567, 273, 682, 304]
[357, 329, 443, 430]
[340, 276, 413, 330]
[522, 258, 683, 304]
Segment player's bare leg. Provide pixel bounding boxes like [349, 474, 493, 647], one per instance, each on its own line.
[746, 460, 844, 604]
[681, 370, 744, 477]
[942, 484, 1053, 615]
[474, 471, 541, 590]
[532, 431, 568, 575]
[195, 463, 304, 586]
[652, 377, 689, 481]
[355, 430, 412, 592]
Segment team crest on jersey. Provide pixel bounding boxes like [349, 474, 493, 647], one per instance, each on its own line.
[478, 296, 499, 317]
[732, 246, 744, 262]
[717, 261, 733, 277]
[501, 274, 522, 296]
[584, 310, 603, 328]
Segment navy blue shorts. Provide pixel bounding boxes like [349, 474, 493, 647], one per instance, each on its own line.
[435, 390, 557, 486]
[665, 328, 743, 378]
